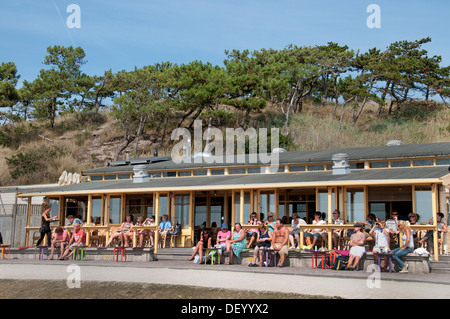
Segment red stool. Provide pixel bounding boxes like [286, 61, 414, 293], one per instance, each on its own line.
[0, 245, 10, 260]
[113, 247, 127, 262]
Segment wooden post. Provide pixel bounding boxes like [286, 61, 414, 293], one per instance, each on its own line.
[25, 196, 32, 246]
[154, 192, 160, 254]
[432, 183, 439, 261]
[240, 189, 244, 225]
[86, 195, 92, 246]
[328, 187, 333, 250]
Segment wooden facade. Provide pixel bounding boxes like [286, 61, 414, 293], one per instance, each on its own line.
[19, 142, 450, 261]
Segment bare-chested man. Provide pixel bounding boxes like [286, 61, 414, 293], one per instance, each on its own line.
[272, 218, 290, 267]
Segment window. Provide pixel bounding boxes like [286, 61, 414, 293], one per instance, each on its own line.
[247, 167, 263, 174]
[91, 197, 103, 224]
[234, 191, 251, 224]
[149, 172, 162, 178]
[390, 160, 411, 168]
[414, 186, 432, 222]
[289, 165, 306, 172]
[91, 175, 103, 181]
[346, 188, 364, 223]
[193, 170, 207, 176]
[178, 170, 192, 177]
[436, 158, 450, 166]
[413, 159, 434, 167]
[370, 161, 389, 168]
[211, 169, 224, 176]
[228, 168, 246, 175]
[307, 164, 325, 171]
[349, 162, 365, 169]
[109, 196, 121, 224]
[118, 174, 131, 180]
[104, 174, 116, 180]
[163, 171, 177, 177]
[174, 194, 190, 229]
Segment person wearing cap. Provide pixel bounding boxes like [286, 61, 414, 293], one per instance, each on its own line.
[346, 223, 366, 270]
[216, 223, 231, 253]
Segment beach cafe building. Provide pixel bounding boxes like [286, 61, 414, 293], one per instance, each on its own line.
[19, 142, 450, 261]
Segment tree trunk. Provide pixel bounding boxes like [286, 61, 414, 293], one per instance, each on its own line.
[114, 133, 136, 161]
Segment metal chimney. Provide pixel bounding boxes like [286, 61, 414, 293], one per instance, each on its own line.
[133, 165, 149, 183]
[332, 153, 350, 175]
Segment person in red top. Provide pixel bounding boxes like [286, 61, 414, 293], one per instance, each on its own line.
[60, 223, 86, 260]
[49, 227, 70, 260]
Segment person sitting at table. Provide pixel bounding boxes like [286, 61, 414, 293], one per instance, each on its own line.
[264, 212, 276, 232]
[106, 215, 134, 247]
[304, 211, 326, 249]
[289, 213, 306, 249]
[225, 223, 246, 265]
[321, 209, 344, 249]
[49, 227, 70, 260]
[216, 223, 231, 253]
[250, 223, 272, 267]
[158, 214, 172, 242]
[369, 220, 391, 271]
[419, 212, 447, 256]
[345, 223, 366, 270]
[137, 216, 156, 247]
[246, 212, 261, 248]
[66, 215, 82, 227]
[188, 230, 212, 263]
[59, 222, 86, 260]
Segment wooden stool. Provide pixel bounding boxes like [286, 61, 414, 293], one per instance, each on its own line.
[34, 246, 49, 260]
[72, 246, 87, 261]
[0, 245, 10, 260]
[113, 247, 127, 262]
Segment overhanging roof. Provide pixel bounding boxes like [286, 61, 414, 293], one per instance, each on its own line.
[17, 166, 449, 197]
[82, 142, 450, 175]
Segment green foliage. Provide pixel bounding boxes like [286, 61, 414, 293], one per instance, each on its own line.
[5, 145, 66, 180]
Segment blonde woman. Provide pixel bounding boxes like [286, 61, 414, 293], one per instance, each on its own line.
[392, 220, 414, 273]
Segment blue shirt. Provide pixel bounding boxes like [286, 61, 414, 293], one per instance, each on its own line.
[159, 220, 172, 230]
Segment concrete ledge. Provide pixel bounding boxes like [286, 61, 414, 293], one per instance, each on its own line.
[230, 250, 431, 274]
[8, 247, 157, 262]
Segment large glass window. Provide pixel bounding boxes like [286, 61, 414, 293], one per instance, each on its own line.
[259, 192, 275, 220]
[234, 191, 251, 224]
[210, 197, 224, 228]
[414, 186, 432, 222]
[109, 196, 121, 224]
[317, 190, 335, 217]
[91, 197, 103, 225]
[346, 188, 364, 223]
[174, 194, 190, 229]
[194, 196, 207, 227]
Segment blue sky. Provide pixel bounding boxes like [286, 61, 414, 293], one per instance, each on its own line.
[1, 0, 449, 86]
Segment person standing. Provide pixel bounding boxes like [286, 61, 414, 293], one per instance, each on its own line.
[36, 205, 58, 247]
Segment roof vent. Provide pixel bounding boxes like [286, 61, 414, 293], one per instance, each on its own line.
[133, 165, 149, 183]
[386, 140, 404, 146]
[332, 153, 350, 175]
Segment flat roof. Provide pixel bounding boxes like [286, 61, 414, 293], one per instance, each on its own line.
[82, 142, 450, 175]
[17, 166, 450, 197]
